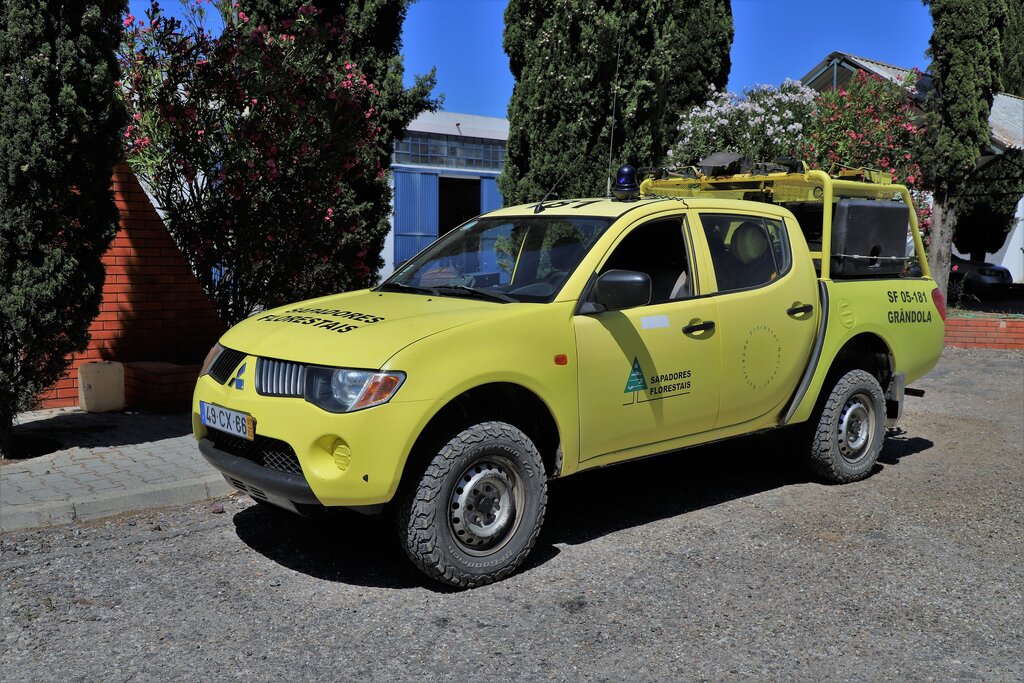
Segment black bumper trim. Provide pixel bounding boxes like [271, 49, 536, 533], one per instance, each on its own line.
[198, 438, 320, 505]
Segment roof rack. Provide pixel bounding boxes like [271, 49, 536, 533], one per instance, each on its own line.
[637, 161, 926, 280]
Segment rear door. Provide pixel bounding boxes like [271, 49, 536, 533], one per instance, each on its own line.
[691, 211, 819, 428]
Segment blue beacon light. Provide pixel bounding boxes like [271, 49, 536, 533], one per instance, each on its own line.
[612, 164, 640, 201]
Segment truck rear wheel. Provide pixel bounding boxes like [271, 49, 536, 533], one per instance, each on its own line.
[808, 369, 885, 483]
[395, 421, 547, 588]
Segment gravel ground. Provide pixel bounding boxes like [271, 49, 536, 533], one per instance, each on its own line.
[2, 347, 1021, 682]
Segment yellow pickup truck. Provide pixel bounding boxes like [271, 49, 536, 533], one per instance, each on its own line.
[193, 163, 945, 587]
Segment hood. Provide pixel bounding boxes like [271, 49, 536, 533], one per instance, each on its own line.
[220, 289, 501, 368]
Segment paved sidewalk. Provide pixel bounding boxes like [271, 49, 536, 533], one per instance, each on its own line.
[0, 408, 231, 532]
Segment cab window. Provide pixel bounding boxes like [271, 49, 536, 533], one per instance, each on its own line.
[599, 217, 692, 304]
[699, 214, 791, 292]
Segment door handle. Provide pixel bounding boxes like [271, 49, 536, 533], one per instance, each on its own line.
[787, 303, 814, 316]
[682, 320, 715, 334]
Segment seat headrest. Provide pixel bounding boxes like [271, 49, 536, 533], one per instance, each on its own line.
[732, 222, 769, 264]
[550, 236, 585, 271]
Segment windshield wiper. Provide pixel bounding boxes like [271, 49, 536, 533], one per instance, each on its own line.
[435, 285, 515, 303]
[376, 282, 439, 296]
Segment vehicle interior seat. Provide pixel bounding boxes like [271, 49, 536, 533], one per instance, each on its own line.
[730, 221, 776, 288]
[545, 235, 586, 286]
[705, 224, 741, 291]
[669, 270, 690, 299]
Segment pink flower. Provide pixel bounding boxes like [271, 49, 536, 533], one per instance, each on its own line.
[123, 14, 135, 26]
[239, 11, 249, 23]
[133, 112, 142, 121]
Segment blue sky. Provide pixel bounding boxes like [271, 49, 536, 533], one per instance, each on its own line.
[401, 0, 934, 118]
[127, 0, 935, 119]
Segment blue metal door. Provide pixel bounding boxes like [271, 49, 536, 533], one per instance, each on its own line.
[394, 170, 439, 266]
[480, 176, 503, 212]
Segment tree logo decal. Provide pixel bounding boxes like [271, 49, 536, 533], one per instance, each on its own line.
[624, 357, 647, 393]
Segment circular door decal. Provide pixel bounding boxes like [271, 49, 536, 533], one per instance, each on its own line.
[741, 325, 782, 390]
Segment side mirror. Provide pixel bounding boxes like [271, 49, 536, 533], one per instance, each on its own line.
[593, 269, 651, 311]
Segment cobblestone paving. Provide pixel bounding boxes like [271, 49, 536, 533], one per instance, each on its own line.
[0, 409, 230, 531]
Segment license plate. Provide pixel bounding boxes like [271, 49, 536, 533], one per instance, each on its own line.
[200, 401, 254, 440]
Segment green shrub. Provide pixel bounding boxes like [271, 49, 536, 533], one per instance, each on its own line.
[0, 1, 125, 456]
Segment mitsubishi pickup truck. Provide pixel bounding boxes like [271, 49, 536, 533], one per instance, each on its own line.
[193, 162, 945, 587]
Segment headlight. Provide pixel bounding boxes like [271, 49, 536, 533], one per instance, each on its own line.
[304, 366, 406, 413]
[200, 343, 224, 376]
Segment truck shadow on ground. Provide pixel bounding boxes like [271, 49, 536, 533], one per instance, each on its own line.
[231, 426, 934, 591]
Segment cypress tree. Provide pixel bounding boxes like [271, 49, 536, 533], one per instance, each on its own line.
[999, 1, 1023, 97]
[950, 0, 1023, 262]
[919, 0, 1008, 296]
[500, 0, 733, 206]
[0, 2, 126, 456]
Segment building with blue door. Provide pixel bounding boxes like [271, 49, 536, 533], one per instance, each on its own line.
[382, 111, 508, 277]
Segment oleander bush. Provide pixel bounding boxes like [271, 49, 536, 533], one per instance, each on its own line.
[121, 0, 434, 326]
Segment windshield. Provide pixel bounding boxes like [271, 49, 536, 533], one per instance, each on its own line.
[382, 216, 613, 303]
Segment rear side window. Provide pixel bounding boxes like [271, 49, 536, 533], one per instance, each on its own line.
[699, 214, 791, 292]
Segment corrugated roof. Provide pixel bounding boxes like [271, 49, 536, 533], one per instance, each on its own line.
[801, 51, 934, 100]
[990, 93, 1024, 151]
[406, 111, 509, 141]
[839, 53, 915, 84]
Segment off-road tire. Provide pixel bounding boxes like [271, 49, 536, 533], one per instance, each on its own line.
[395, 421, 547, 588]
[808, 369, 886, 483]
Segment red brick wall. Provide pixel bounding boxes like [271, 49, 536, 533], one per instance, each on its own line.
[38, 164, 224, 408]
[945, 317, 1024, 350]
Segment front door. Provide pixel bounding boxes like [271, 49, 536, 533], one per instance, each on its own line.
[575, 215, 722, 463]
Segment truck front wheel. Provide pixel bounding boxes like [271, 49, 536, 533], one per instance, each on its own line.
[808, 369, 886, 483]
[395, 421, 547, 587]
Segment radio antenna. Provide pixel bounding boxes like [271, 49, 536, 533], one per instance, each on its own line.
[533, 149, 587, 213]
[605, 35, 622, 197]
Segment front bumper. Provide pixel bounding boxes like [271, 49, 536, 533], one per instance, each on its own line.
[193, 367, 438, 507]
[199, 438, 320, 507]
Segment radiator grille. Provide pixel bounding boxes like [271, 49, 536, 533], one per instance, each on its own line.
[208, 347, 247, 384]
[207, 431, 303, 476]
[255, 358, 307, 397]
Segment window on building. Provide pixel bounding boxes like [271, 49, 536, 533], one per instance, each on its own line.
[393, 132, 507, 171]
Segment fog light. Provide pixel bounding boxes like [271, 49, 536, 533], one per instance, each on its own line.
[332, 440, 352, 471]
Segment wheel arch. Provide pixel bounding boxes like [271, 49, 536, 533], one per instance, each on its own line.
[826, 332, 894, 385]
[397, 382, 563, 496]
[811, 332, 894, 416]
